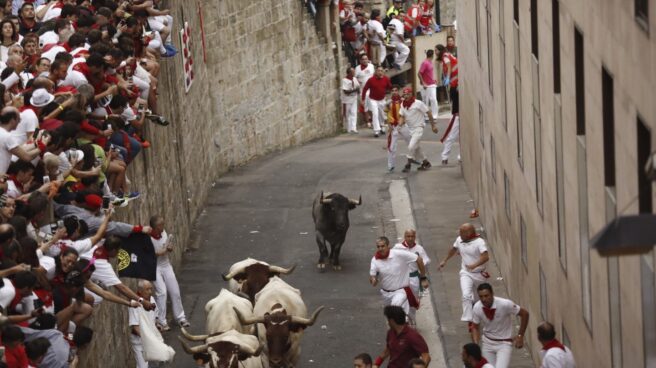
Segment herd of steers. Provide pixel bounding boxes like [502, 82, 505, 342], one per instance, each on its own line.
[178, 191, 362, 367]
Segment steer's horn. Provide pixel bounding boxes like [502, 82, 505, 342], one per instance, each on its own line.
[269, 264, 296, 275]
[180, 327, 208, 342]
[290, 306, 325, 326]
[320, 191, 332, 204]
[239, 342, 264, 357]
[233, 307, 265, 326]
[349, 195, 362, 206]
[178, 336, 208, 354]
[221, 272, 231, 281]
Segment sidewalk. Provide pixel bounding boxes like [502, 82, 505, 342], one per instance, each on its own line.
[403, 116, 535, 367]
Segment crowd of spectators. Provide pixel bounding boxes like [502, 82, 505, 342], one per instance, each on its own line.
[338, 0, 439, 68]
[0, 0, 184, 366]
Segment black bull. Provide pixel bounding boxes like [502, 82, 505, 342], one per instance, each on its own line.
[312, 192, 361, 271]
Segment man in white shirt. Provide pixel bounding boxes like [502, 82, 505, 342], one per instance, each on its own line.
[0, 107, 46, 175]
[129, 279, 158, 368]
[369, 236, 428, 315]
[538, 321, 576, 368]
[471, 283, 529, 368]
[438, 223, 490, 329]
[398, 87, 436, 172]
[462, 343, 494, 368]
[341, 67, 360, 134]
[392, 229, 430, 324]
[386, 15, 409, 69]
[354, 54, 375, 126]
[367, 9, 386, 66]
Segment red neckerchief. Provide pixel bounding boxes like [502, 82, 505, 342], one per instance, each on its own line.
[542, 339, 566, 352]
[93, 246, 110, 260]
[391, 95, 401, 102]
[402, 240, 415, 249]
[360, 63, 368, 70]
[151, 233, 162, 240]
[402, 97, 415, 109]
[483, 305, 496, 320]
[345, 76, 353, 81]
[8, 174, 26, 193]
[463, 234, 481, 242]
[375, 250, 390, 260]
[474, 357, 490, 368]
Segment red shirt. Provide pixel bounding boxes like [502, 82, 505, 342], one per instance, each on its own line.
[362, 75, 392, 101]
[4, 344, 29, 368]
[386, 326, 429, 368]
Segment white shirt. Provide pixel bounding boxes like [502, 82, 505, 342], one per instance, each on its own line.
[151, 231, 171, 267]
[389, 18, 404, 37]
[369, 248, 418, 291]
[128, 296, 156, 344]
[0, 126, 19, 174]
[367, 19, 385, 44]
[540, 344, 576, 368]
[472, 297, 521, 340]
[354, 63, 374, 89]
[400, 100, 429, 129]
[39, 255, 56, 280]
[46, 238, 94, 257]
[13, 109, 38, 145]
[340, 77, 360, 103]
[392, 242, 430, 274]
[453, 236, 488, 273]
[82, 246, 122, 288]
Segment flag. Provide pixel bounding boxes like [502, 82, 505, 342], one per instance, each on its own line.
[117, 233, 157, 281]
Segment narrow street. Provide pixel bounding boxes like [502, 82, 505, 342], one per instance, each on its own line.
[166, 118, 533, 367]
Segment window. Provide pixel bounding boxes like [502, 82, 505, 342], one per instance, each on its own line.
[515, 70, 523, 167]
[480, 103, 485, 147]
[641, 254, 656, 368]
[500, 38, 508, 131]
[553, 0, 561, 93]
[491, 135, 497, 182]
[487, 0, 493, 93]
[635, 0, 649, 31]
[638, 117, 653, 213]
[540, 264, 547, 320]
[575, 27, 585, 135]
[602, 67, 616, 188]
[476, 0, 482, 65]
[499, 0, 505, 41]
[514, 0, 519, 23]
[520, 214, 527, 269]
[554, 96, 566, 271]
[504, 171, 511, 221]
[533, 59, 542, 211]
[531, 0, 538, 58]
[577, 135, 592, 331]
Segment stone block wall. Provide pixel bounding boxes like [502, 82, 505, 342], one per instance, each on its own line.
[78, 1, 340, 366]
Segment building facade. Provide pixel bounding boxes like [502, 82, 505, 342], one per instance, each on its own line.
[456, 0, 655, 367]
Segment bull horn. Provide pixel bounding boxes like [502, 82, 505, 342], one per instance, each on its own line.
[177, 336, 208, 354]
[238, 341, 264, 357]
[180, 327, 208, 341]
[349, 195, 362, 206]
[320, 191, 332, 204]
[221, 272, 231, 281]
[233, 307, 265, 326]
[290, 306, 325, 326]
[269, 264, 296, 275]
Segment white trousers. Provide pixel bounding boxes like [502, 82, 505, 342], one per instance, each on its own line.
[407, 276, 421, 323]
[131, 340, 160, 368]
[422, 85, 438, 118]
[388, 125, 411, 169]
[482, 338, 513, 368]
[380, 288, 409, 315]
[343, 101, 358, 132]
[459, 270, 488, 322]
[406, 127, 426, 161]
[368, 98, 386, 133]
[154, 263, 186, 325]
[392, 41, 410, 66]
[441, 115, 461, 161]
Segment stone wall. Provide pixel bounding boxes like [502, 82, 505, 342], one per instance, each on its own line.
[79, 1, 340, 366]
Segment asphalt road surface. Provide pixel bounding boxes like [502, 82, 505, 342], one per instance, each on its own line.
[167, 131, 415, 367]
